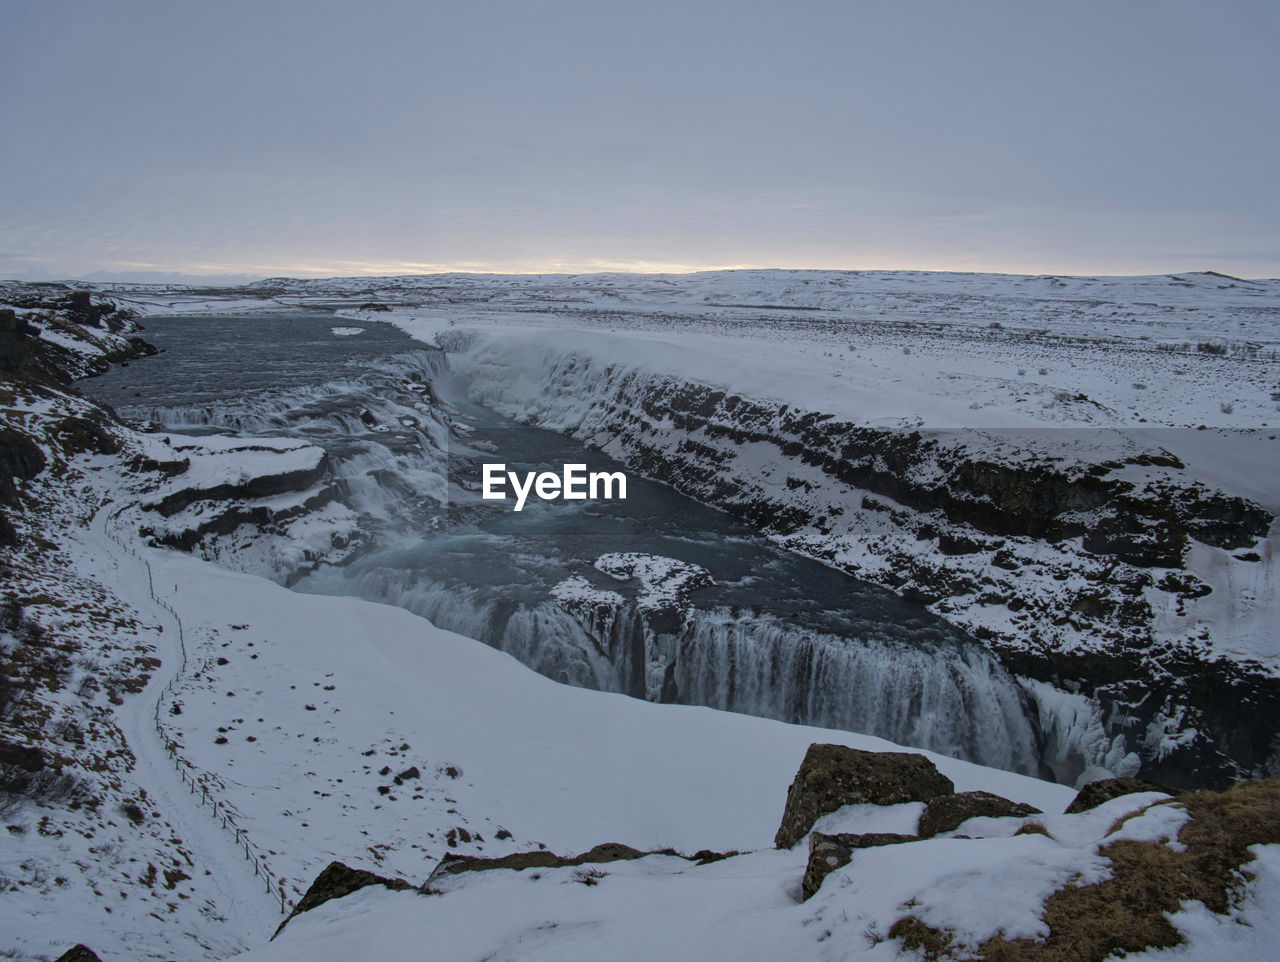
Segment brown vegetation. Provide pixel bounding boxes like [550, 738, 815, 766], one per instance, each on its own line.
[891, 779, 1280, 960]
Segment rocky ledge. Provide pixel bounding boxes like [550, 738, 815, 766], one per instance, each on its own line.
[464, 347, 1279, 789]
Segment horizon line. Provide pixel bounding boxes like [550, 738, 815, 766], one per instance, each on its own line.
[7, 265, 1276, 285]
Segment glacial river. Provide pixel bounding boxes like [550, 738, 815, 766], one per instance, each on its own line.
[84, 311, 1046, 776]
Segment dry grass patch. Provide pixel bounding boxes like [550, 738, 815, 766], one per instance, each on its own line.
[1013, 820, 1053, 838]
[889, 916, 958, 961]
[889, 779, 1280, 961]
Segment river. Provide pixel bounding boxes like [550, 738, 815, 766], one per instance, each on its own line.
[84, 311, 1046, 776]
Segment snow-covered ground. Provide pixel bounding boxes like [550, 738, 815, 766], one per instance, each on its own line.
[111, 268, 1280, 429]
[4, 272, 1279, 960]
[237, 797, 1280, 962]
[47, 272, 1280, 782]
[279, 271, 1276, 786]
[4, 423, 1083, 960]
[16, 458, 1278, 962]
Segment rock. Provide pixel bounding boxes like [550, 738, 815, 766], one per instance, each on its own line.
[802, 832, 919, 899]
[64, 290, 96, 325]
[273, 861, 412, 939]
[937, 532, 985, 555]
[918, 791, 1042, 837]
[1064, 777, 1177, 814]
[578, 842, 648, 863]
[431, 848, 566, 880]
[54, 947, 102, 962]
[689, 848, 742, 865]
[0, 740, 45, 772]
[0, 427, 46, 507]
[430, 841, 649, 883]
[424, 840, 739, 889]
[775, 744, 955, 849]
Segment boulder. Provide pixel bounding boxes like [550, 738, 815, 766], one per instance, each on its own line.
[802, 832, 919, 900]
[918, 790, 1042, 837]
[0, 741, 45, 772]
[54, 947, 102, 962]
[775, 744, 954, 849]
[1065, 777, 1177, 814]
[272, 861, 412, 939]
[0, 428, 46, 506]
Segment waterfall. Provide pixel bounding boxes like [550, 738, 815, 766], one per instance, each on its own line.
[116, 328, 1049, 780]
[119, 350, 455, 529]
[670, 613, 1041, 774]
[302, 563, 1045, 776]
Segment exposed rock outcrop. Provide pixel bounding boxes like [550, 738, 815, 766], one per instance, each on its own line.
[0, 740, 46, 772]
[147, 459, 328, 517]
[53, 946, 102, 962]
[1064, 776, 1177, 814]
[917, 790, 1043, 837]
[426, 841, 740, 889]
[802, 831, 919, 899]
[775, 744, 954, 849]
[272, 861, 413, 939]
[1, 288, 154, 381]
[461, 343, 1279, 788]
[429, 841, 647, 882]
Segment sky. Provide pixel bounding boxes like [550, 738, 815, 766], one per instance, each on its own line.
[1, 0, 1278, 281]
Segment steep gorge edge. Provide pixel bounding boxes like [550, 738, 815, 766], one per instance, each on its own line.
[456, 340, 1279, 790]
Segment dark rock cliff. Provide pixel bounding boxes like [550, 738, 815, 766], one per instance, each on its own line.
[486, 354, 1278, 789]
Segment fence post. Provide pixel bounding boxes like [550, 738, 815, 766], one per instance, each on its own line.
[110, 501, 287, 919]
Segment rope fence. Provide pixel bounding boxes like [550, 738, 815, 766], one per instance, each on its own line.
[104, 505, 293, 915]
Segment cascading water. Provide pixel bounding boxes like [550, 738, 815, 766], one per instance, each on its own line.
[303, 557, 1044, 774]
[94, 331, 457, 531]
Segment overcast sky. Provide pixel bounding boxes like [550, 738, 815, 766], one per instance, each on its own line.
[2, 0, 1277, 281]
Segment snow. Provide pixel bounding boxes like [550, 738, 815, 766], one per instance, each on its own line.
[0, 453, 1077, 960]
[549, 574, 624, 609]
[106, 293, 296, 317]
[164, 434, 315, 456]
[87, 267, 1280, 430]
[136, 541, 1070, 864]
[1122, 845, 1280, 961]
[6, 270, 1279, 960]
[811, 802, 925, 837]
[592, 552, 712, 610]
[155, 435, 324, 491]
[377, 293, 1279, 674]
[350, 271, 1279, 431]
[234, 794, 1258, 962]
[65, 506, 1268, 962]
